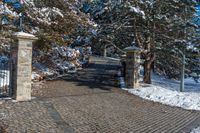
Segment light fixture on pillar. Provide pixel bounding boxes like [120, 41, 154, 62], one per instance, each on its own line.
[19, 12, 23, 32]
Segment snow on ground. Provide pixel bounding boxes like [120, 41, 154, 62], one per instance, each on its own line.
[14, 32, 36, 37]
[0, 56, 10, 88]
[152, 74, 200, 92]
[32, 46, 92, 81]
[191, 127, 200, 133]
[0, 70, 9, 88]
[118, 70, 200, 132]
[118, 71, 200, 111]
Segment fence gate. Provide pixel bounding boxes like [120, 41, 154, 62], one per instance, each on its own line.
[0, 53, 12, 97]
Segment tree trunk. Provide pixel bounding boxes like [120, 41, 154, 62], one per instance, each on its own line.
[143, 60, 152, 84]
[143, 53, 156, 84]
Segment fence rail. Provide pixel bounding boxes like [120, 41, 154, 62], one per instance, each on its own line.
[0, 55, 12, 97]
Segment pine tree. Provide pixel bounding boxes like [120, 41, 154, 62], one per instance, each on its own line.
[0, 0, 94, 49]
[83, 0, 199, 83]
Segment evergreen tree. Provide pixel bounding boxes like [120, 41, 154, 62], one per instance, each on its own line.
[0, 0, 199, 83]
[0, 0, 94, 49]
[83, 0, 199, 83]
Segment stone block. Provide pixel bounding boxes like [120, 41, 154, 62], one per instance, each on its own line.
[125, 52, 141, 88]
[11, 32, 37, 101]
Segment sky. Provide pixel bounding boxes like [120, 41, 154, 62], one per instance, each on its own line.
[195, 6, 200, 25]
[197, 6, 200, 15]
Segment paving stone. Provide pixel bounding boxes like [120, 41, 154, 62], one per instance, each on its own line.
[0, 57, 200, 133]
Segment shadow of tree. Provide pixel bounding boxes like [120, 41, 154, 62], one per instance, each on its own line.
[61, 63, 121, 91]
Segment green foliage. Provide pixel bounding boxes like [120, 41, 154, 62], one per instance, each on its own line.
[1, 0, 199, 80]
[33, 33, 52, 52]
[85, 0, 200, 79]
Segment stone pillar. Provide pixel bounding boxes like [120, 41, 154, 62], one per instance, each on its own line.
[124, 46, 142, 88]
[12, 32, 38, 101]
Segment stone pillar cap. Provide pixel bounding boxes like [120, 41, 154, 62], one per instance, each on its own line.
[124, 45, 143, 52]
[13, 32, 38, 40]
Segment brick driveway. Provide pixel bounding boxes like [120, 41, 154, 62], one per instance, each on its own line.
[0, 56, 200, 133]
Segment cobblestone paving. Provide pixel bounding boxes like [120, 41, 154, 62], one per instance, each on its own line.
[50, 93, 200, 133]
[0, 101, 64, 133]
[0, 56, 200, 133]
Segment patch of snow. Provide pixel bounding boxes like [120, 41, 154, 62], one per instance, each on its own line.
[129, 6, 145, 19]
[24, 1, 65, 25]
[30, 27, 39, 34]
[32, 46, 91, 81]
[52, 7, 64, 18]
[11, 100, 18, 103]
[175, 39, 186, 43]
[31, 72, 40, 80]
[14, 32, 35, 37]
[126, 85, 200, 110]
[191, 127, 200, 133]
[0, 70, 9, 88]
[0, 97, 11, 100]
[119, 70, 200, 111]
[152, 74, 200, 92]
[105, 57, 120, 61]
[0, 56, 10, 88]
